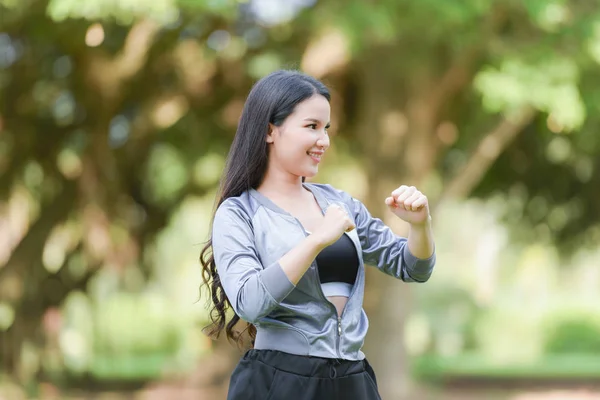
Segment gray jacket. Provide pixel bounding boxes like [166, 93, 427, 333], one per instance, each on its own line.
[212, 183, 436, 360]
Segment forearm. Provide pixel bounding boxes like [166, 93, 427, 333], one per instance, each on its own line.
[279, 234, 326, 285]
[407, 216, 435, 259]
[217, 234, 326, 323]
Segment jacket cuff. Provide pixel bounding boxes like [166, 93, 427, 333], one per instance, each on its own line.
[259, 262, 296, 302]
[403, 245, 436, 282]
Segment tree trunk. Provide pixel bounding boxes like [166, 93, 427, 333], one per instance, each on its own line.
[361, 132, 438, 399]
[349, 47, 446, 399]
[351, 53, 532, 398]
[0, 179, 79, 378]
[346, 52, 415, 399]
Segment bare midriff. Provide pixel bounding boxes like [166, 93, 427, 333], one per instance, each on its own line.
[327, 296, 349, 317]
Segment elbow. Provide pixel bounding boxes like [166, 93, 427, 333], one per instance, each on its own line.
[410, 269, 433, 283]
[404, 253, 436, 283]
[233, 267, 293, 323]
[236, 306, 267, 324]
[401, 246, 436, 283]
[234, 289, 274, 324]
[402, 267, 433, 283]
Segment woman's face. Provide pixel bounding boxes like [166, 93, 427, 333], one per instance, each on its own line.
[266, 94, 331, 179]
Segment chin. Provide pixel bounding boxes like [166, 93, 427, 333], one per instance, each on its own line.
[300, 169, 319, 178]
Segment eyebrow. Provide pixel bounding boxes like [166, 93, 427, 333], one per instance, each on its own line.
[303, 118, 331, 128]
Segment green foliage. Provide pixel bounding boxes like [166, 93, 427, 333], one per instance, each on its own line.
[475, 57, 585, 130]
[60, 288, 199, 380]
[192, 152, 225, 188]
[47, 0, 178, 24]
[544, 315, 600, 355]
[407, 285, 481, 358]
[247, 52, 283, 79]
[94, 292, 182, 355]
[412, 353, 600, 382]
[46, 0, 239, 24]
[328, 0, 494, 48]
[523, 0, 570, 31]
[143, 144, 190, 207]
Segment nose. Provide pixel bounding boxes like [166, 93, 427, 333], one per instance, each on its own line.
[316, 130, 330, 149]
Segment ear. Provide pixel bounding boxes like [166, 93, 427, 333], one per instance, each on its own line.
[266, 123, 276, 143]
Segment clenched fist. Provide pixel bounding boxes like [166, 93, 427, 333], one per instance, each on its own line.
[313, 204, 355, 247]
[385, 185, 431, 226]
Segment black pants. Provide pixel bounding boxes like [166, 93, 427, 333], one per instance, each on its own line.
[227, 349, 382, 400]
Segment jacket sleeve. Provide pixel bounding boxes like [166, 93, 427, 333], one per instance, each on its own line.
[212, 202, 296, 323]
[343, 192, 436, 283]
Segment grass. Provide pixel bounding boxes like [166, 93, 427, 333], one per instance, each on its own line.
[89, 353, 174, 380]
[412, 353, 600, 382]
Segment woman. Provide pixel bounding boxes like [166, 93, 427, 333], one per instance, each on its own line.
[200, 70, 436, 400]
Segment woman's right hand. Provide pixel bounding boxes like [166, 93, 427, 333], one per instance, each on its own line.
[313, 204, 355, 247]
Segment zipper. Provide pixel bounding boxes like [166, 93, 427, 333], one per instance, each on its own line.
[287, 197, 362, 360]
[331, 228, 362, 360]
[335, 316, 342, 358]
[291, 216, 344, 358]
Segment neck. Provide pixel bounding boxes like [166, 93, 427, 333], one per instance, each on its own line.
[258, 167, 306, 199]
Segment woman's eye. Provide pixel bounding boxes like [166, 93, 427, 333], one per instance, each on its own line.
[307, 124, 317, 129]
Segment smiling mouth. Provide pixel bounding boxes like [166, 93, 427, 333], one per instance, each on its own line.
[307, 151, 323, 162]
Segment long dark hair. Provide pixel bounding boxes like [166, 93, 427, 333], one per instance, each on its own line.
[200, 70, 331, 347]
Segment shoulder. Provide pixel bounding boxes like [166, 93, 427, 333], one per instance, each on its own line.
[305, 182, 361, 208]
[215, 191, 260, 223]
[305, 182, 351, 201]
[306, 182, 371, 219]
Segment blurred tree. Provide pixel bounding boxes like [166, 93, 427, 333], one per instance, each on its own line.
[305, 2, 600, 396]
[0, 0, 599, 398]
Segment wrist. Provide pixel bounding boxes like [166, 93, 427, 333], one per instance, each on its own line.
[306, 233, 328, 252]
[409, 215, 432, 230]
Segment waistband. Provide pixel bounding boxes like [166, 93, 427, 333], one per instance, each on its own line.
[243, 349, 368, 379]
[253, 326, 365, 361]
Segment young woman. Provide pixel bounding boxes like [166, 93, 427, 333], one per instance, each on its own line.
[200, 70, 436, 400]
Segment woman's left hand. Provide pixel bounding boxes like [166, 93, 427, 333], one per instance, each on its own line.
[385, 185, 431, 226]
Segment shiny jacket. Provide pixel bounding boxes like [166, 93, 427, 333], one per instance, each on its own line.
[212, 183, 436, 360]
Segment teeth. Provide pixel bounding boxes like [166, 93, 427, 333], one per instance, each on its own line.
[308, 152, 321, 158]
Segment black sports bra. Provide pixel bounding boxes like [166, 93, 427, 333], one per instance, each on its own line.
[315, 233, 359, 285]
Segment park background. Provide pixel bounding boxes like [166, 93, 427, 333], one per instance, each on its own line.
[1, 0, 600, 399]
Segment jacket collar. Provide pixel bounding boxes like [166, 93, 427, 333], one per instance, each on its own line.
[249, 183, 330, 215]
